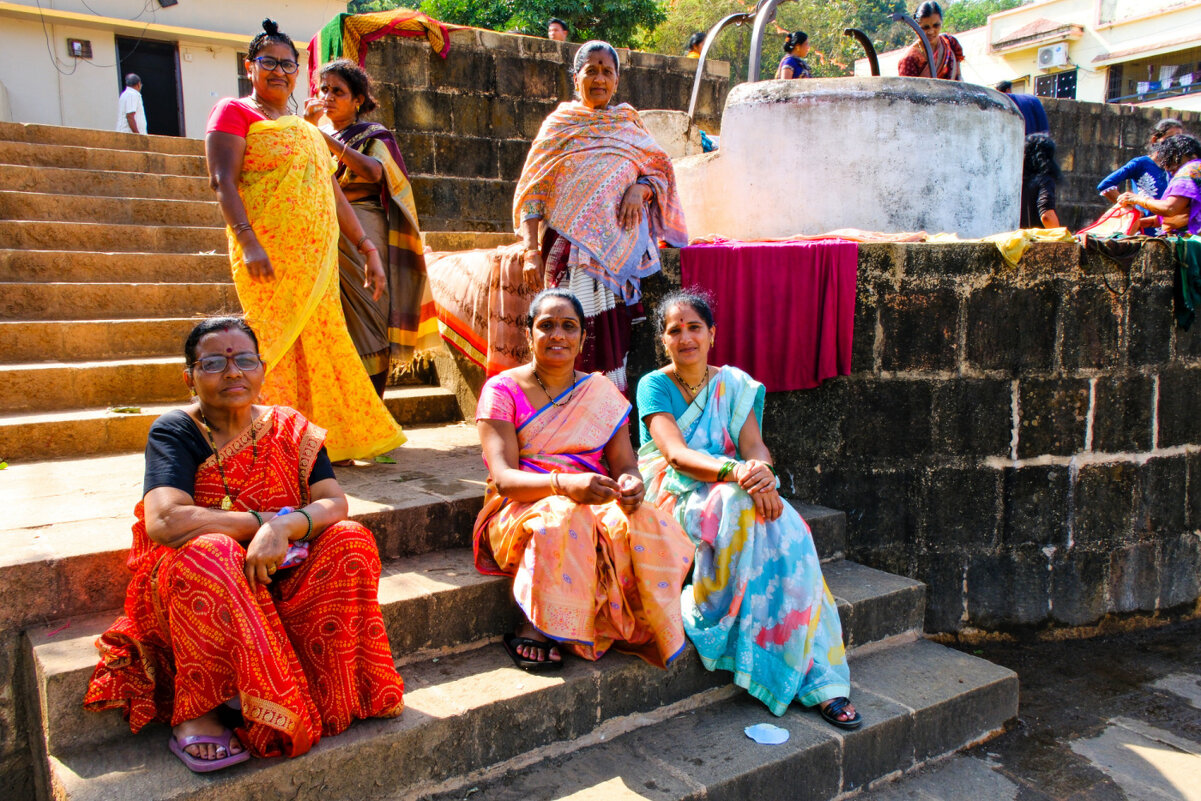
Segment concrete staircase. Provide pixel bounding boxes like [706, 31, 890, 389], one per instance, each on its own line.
[0, 121, 461, 462]
[2, 123, 1018, 801]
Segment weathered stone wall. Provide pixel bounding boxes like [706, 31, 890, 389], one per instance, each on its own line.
[630, 241, 1201, 634]
[1044, 98, 1201, 232]
[364, 28, 729, 233]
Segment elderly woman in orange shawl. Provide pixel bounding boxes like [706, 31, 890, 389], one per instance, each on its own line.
[427, 40, 687, 391]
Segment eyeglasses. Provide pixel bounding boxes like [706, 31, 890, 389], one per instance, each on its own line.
[253, 56, 299, 75]
[191, 352, 263, 374]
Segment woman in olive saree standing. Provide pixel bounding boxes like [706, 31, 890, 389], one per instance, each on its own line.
[205, 20, 405, 462]
[305, 59, 437, 394]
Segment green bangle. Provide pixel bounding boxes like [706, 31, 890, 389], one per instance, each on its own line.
[716, 460, 737, 482]
[296, 508, 315, 542]
[766, 463, 777, 477]
[250, 510, 264, 527]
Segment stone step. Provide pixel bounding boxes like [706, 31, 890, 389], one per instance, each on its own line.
[28, 558, 923, 770]
[0, 190, 222, 227]
[0, 386, 461, 461]
[421, 638, 1018, 801]
[0, 356, 188, 413]
[0, 251, 229, 284]
[0, 164, 211, 201]
[0, 318, 200, 363]
[0, 140, 207, 177]
[423, 231, 520, 252]
[0, 221, 225, 254]
[0, 282, 234, 322]
[0, 121, 205, 156]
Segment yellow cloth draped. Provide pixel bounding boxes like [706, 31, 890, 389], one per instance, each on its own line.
[229, 116, 406, 461]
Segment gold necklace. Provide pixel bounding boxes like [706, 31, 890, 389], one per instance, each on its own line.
[249, 94, 284, 120]
[197, 408, 257, 511]
[673, 366, 709, 396]
[532, 368, 575, 408]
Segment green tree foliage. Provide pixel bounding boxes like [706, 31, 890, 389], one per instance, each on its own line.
[348, 0, 409, 12]
[942, 0, 1024, 34]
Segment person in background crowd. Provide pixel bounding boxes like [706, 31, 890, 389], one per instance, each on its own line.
[304, 59, 433, 398]
[515, 40, 687, 392]
[205, 19, 406, 463]
[898, 1, 963, 81]
[637, 290, 860, 730]
[775, 31, 812, 79]
[1099, 119, 1184, 233]
[995, 80, 1049, 135]
[1021, 133, 1062, 229]
[116, 73, 146, 134]
[83, 317, 404, 772]
[547, 18, 569, 42]
[1119, 133, 1201, 235]
[473, 289, 694, 672]
[685, 31, 705, 59]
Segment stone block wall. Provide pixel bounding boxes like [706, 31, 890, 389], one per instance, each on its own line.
[1044, 98, 1201, 232]
[364, 28, 729, 232]
[630, 241, 1201, 634]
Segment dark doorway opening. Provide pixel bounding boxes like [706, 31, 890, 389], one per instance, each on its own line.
[116, 36, 184, 136]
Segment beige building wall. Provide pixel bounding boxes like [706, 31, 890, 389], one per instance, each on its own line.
[857, 0, 1201, 113]
[0, 0, 345, 134]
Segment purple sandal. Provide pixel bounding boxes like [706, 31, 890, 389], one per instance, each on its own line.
[168, 729, 251, 773]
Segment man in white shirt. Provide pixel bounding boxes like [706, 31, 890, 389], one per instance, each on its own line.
[116, 73, 147, 134]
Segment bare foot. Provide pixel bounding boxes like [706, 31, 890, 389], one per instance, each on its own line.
[514, 622, 561, 663]
[173, 709, 244, 761]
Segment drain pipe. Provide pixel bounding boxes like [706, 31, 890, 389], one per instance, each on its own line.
[890, 12, 935, 78]
[843, 28, 880, 76]
[687, 10, 754, 120]
[747, 0, 796, 82]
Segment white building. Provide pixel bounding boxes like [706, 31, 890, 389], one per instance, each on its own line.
[856, 0, 1201, 113]
[0, 0, 346, 137]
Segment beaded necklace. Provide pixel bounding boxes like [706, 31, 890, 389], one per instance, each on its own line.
[197, 408, 257, 511]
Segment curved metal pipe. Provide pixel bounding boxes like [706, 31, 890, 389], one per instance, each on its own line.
[890, 12, 935, 78]
[687, 11, 754, 120]
[748, 0, 795, 82]
[843, 28, 879, 76]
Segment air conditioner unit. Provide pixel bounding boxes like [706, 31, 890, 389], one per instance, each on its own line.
[1037, 43, 1069, 70]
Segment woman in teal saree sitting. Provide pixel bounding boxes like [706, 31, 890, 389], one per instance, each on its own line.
[636, 290, 860, 729]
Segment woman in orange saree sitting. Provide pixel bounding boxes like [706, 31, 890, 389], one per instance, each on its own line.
[474, 289, 694, 670]
[84, 317, 404, 772]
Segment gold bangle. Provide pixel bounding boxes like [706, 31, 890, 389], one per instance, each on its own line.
[549, 471, 561, 495]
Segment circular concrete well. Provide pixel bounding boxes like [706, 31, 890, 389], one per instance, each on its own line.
[676, 77, 1024, 239]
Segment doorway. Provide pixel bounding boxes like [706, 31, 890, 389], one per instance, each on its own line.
[116, 36, 184, 136]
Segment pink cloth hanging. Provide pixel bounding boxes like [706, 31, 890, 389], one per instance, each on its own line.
[680, 239, 858, 392]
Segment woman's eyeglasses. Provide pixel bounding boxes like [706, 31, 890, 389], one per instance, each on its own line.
[253, 56, 299, 75]
[191, 353, 263, 373]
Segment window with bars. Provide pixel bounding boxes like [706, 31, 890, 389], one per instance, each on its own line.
[237, 52, 251, 97]
[1035, 69, 1077, 99]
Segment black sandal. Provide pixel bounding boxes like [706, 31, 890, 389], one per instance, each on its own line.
[819, 697, 862, 730]
[502, 632, 564, 672]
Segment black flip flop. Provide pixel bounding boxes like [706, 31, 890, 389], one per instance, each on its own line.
[819, 697, 863, 730]
[502, 632, 564, 672]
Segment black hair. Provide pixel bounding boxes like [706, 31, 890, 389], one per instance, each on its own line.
[995, 80, 1013, 93]
[655, 289, 716, 339]
[248, 18, 299, 60]
[915, 2, 943, 19]
[319, 59, 378, 117]
[124, 73, 141, 88]
[1150, 118, 1184, 146]
[572, 40, 620, 77]
[184, 317, 260, 366]
[527, 289, 586, 330]
[1023, 133, 1061, 184]
[1152, 133, 1201, 175]
[783, 31, 808, 53]
[686, 32, 706, 53]
[548, 18, 569, 33]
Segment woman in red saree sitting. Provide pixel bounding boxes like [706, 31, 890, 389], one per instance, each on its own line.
[474, 289, 694, 670]
[84, 317, 404, 772]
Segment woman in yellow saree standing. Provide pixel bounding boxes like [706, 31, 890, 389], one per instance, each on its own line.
[205, 19, 406, 462]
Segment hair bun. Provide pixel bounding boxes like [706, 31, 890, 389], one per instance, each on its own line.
[262, 18, 279, 36]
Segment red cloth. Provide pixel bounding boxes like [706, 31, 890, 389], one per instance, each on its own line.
[83, 407, 404, 758]
[680, 240, 858, 392]
[205, 97, 268, 138]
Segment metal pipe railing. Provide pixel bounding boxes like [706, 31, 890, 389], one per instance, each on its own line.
[686, 10, 755, 120]
[843, 28, 879, 76]
[747, 0, 795, 82]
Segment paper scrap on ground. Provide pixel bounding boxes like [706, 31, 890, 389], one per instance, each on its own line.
[745, 723, 789, 744]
